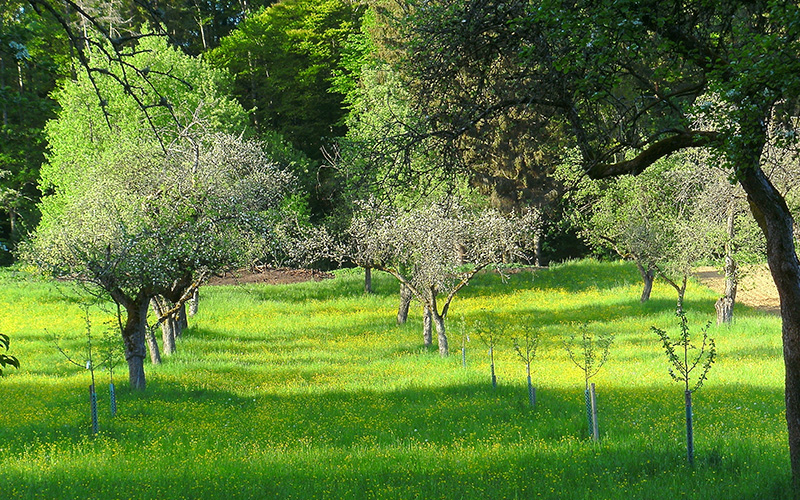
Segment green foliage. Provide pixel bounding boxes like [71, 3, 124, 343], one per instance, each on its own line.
[28, 34, 281, 289]
[512, 323, 540, 367]
[42, 34, 246, 199]
[653, 310, 716, 394]
[209, 0, 365, 160]
[0, 2, 68, 257]
[473, 315, 504, 350]
[0, 333, 19, 375]
[29, 130, 294, 295]
[578, 158, 720, 272]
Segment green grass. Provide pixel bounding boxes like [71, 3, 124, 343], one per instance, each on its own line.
[0, 260, 790, 499]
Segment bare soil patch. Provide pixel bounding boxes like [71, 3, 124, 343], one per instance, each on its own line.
[207, 267, 335, 286]
[695, 264, 779, 314]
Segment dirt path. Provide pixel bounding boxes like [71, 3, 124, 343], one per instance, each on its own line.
[694, 264, 780, 314]
[207, 267, 335, 286]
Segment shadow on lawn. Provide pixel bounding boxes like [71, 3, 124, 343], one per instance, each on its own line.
[2, 375, 792, 499]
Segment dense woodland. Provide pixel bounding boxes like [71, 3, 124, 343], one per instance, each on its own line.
[4, 0, 800, 491]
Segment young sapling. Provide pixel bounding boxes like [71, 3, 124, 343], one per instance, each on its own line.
[652, 309, 716, 466]
[51, 305, 118, 434]
[512, 324, 541, 408]
[474, 316, 504, 389]
[564, 323, 614, 441]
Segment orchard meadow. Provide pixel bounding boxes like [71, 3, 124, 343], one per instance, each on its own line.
[0, 260, 790, 499]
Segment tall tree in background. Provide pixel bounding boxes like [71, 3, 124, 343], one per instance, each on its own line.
[383, 0, 800, 485]
[0, 1, 69, 262]
[209, 0, 365, 161]
[150, 0, 276, 55]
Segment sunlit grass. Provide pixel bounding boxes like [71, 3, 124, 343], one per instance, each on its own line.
[0, 259, 790, 499]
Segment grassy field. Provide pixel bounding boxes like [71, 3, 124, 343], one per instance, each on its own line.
[0, 260, 790, 499]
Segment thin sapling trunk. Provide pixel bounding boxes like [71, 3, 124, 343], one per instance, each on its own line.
[475, 317, 505, 389]
[564, 323, 613, 441]
[513, 324, 540, 408]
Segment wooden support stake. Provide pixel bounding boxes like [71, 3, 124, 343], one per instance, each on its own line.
[490, 346, 497, 389]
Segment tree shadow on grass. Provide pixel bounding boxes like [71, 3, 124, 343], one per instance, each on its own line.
[2, 377, 791, 499]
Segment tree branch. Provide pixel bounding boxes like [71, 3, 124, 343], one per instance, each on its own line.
[587, 131, 719, 179]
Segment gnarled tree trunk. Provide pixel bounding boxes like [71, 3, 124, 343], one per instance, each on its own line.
[151, 296, 177, 355]
[739, 157, 800, 491]
[636, 262, 655, 303]
[145, 324, 162, 365]
[431, 308, 448, 357]
[715, 297, 733, 325]
[189, 287, 199, 316]
[397, 283, 412, 325]
[429, 288, 449, 356]
[176, 302, 188, 337]
[364, 267, 373, 294]
[118, 293, 150, 390]
[422, 305, 432, 347]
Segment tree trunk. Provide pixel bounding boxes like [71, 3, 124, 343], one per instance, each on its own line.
[189, 287, 199, 316]
[636, 262, 655, 303]
[455, 242, 466, 265]
[715, 297, 733, 326]
[719, 195, 738, 325]
[151, 297, 176, 356]
[738, 145, 800, 491]
[423, 305, 433, 348]
[8, 207, 17, 243]
[164, 317, 178, 354]
[176, 302, 188, 337]
[397, 283, 412, 325]
[533, 227, 543, 267]
[431, 308, 449, 357]
[0, 53, 6, 126]
[364, 267, 373, 294]
[146, 324, 162, 365]
[121, 294, 150, 390]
